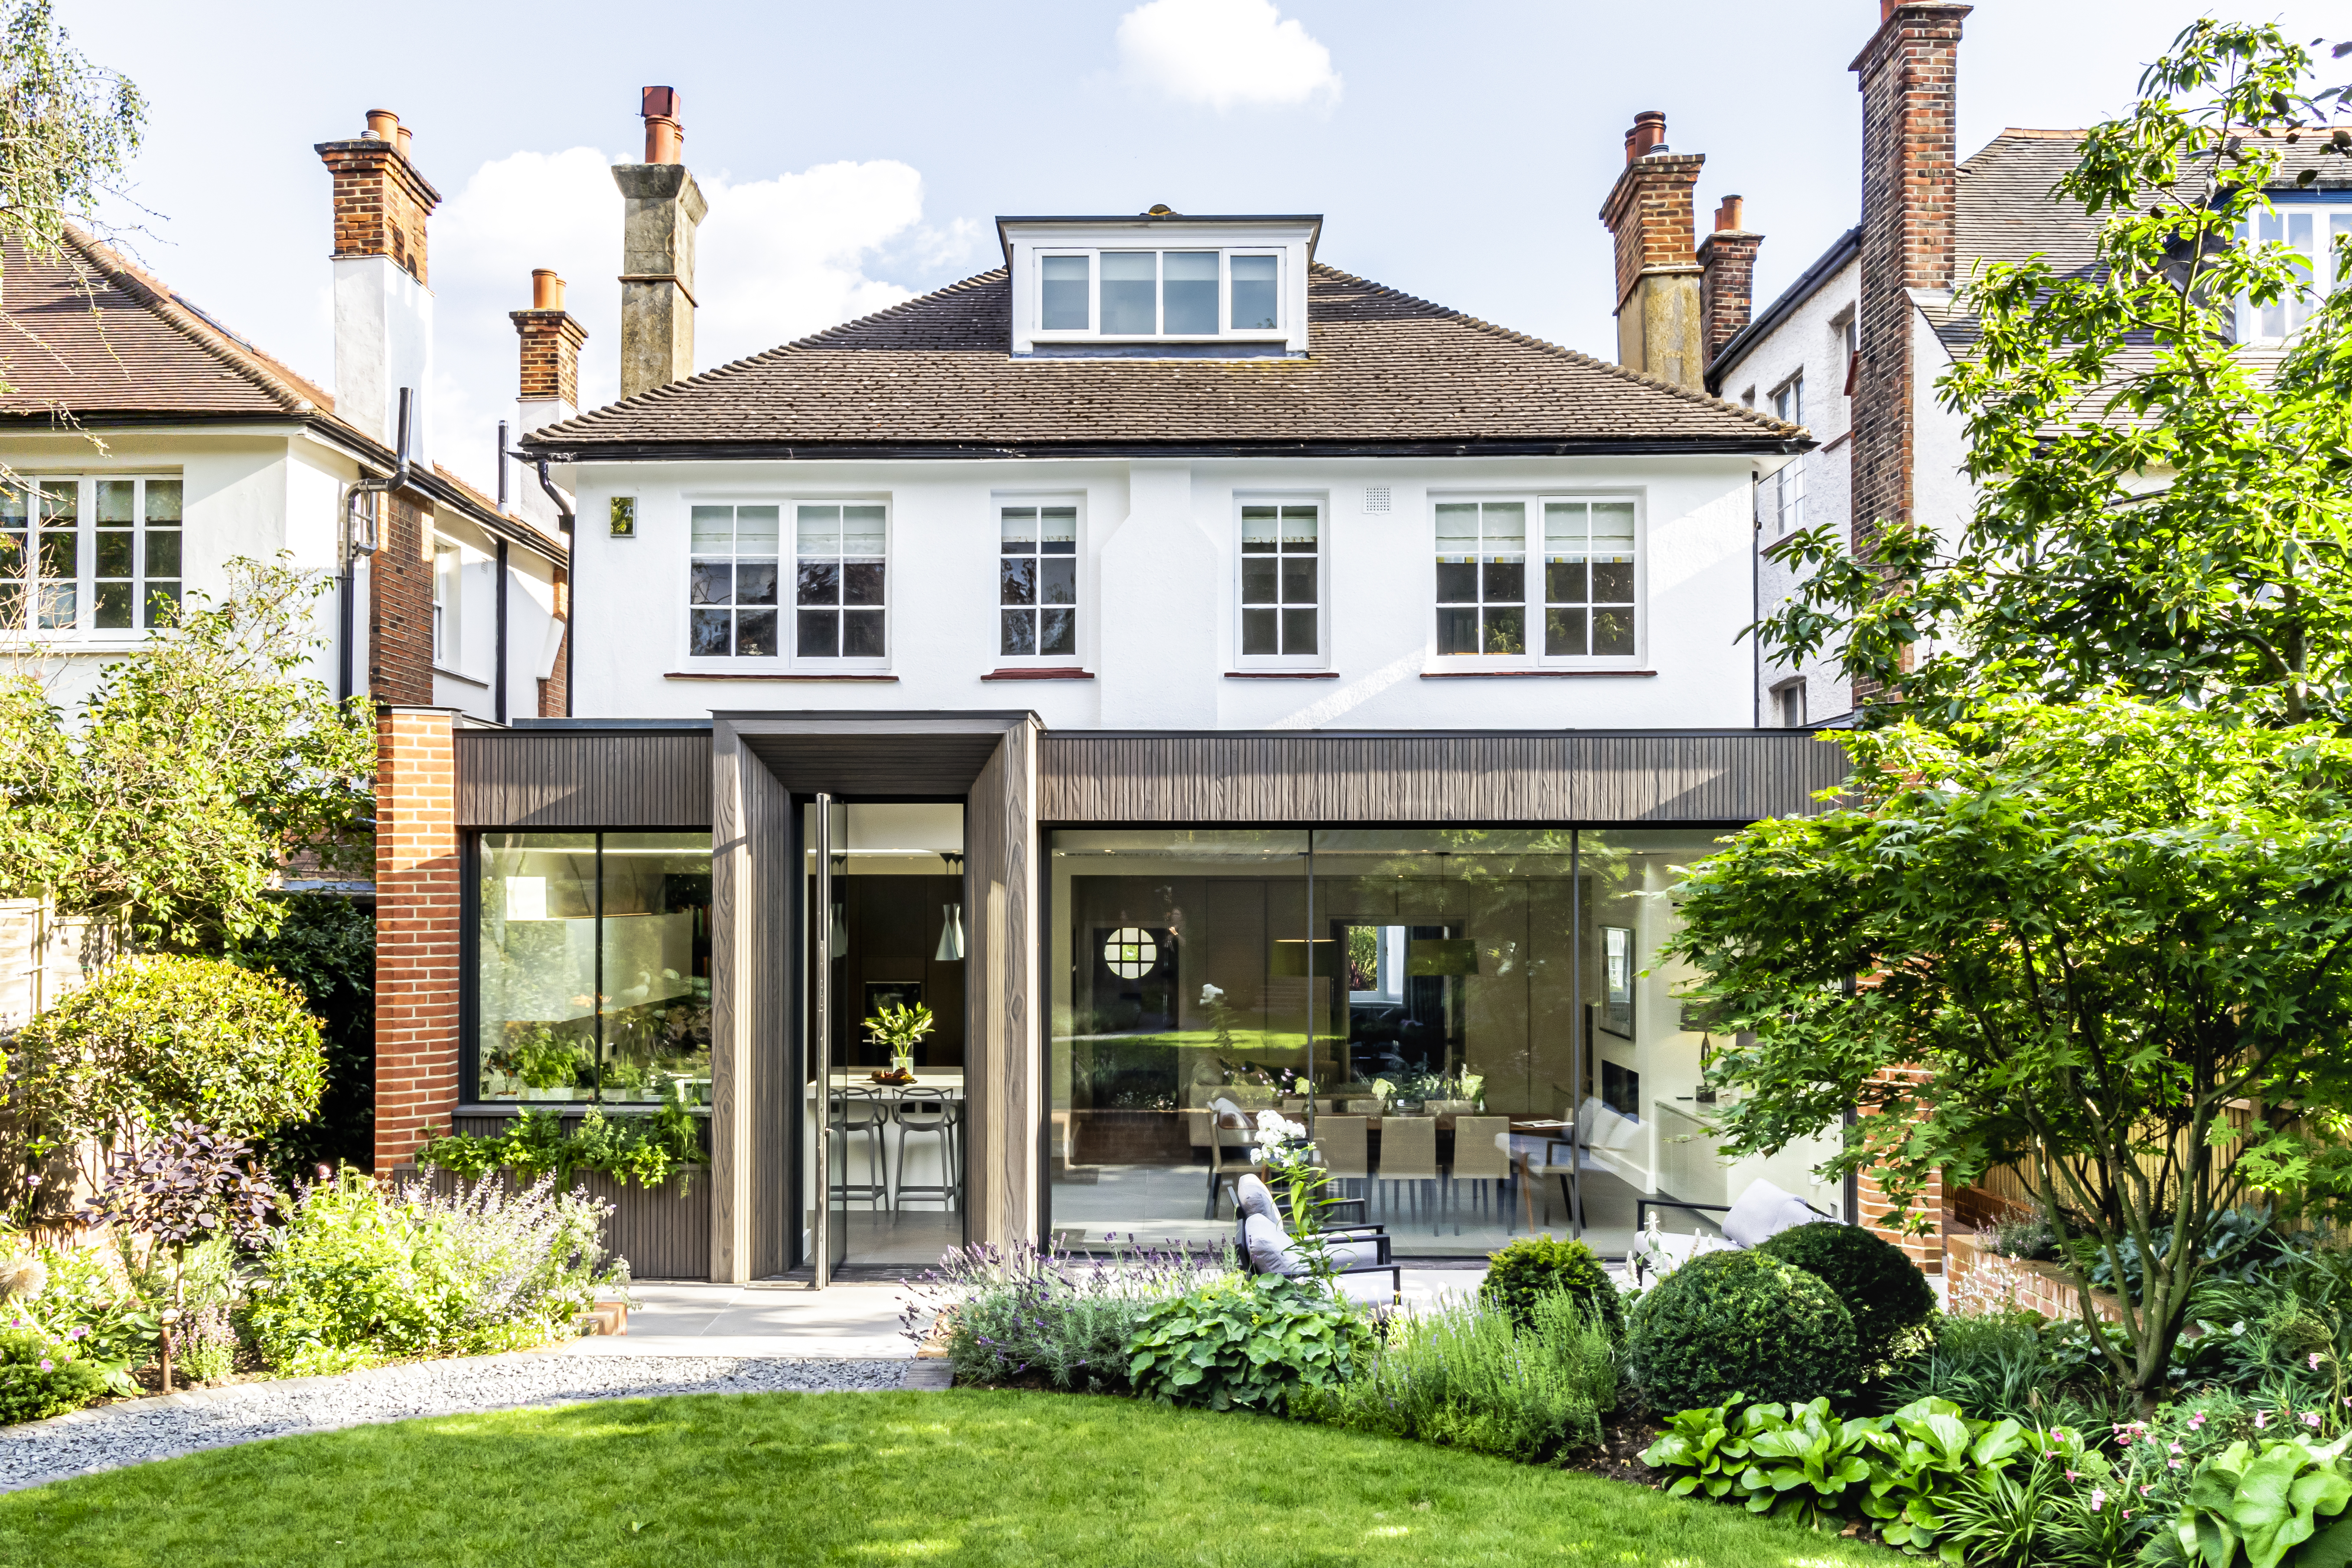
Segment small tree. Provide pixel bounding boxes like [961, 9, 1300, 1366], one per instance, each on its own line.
[5, 953, 325, 1220]
[1665, 695, 2352, 1406]
[79, 1121, 276, 1393]
[1756, 21, 2352, 728]
[0, 559, 375, 947]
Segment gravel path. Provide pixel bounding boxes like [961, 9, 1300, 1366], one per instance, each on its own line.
[0, 1353, 920, 1494]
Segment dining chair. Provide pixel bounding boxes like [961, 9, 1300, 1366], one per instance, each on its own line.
[1377, 1115, 1439, 1233]
[1203, 1097, 1259, 1219]
[1317, 1115, 1370, 1209]
[893, 1089, 961, 1212]
[831, 1086, 890, 1211]
[1449, 1116, 1513, 1235]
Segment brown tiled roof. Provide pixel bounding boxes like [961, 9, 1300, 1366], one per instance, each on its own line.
[0, 225, 334, 417]
[529, 262, 1805, 455]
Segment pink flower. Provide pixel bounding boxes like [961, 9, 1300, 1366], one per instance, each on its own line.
[2306, 1413, 2323, 1429]
[2171, 1460, 2184, 1470]
[36, 1359, 50, 1372]
[2067, 1470, 2080, 1482]
[2170, 1443, 2184, 1454]
[2258, 1411, 2272, 1429]
[2142, 1485, 2156, 1497]
[2191, 1413, 2208, 1428]
[2314, 1354, 2326, 1370]
[2091, 1487, 2108, 1514]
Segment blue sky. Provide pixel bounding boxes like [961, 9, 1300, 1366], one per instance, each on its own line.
[57, 0, 2347, 496]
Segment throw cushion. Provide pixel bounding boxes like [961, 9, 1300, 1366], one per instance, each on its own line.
[1720, 1179, 1818, 1249]
[1235, 1174, 1280, 1226]
[1242, 1212, 1292, 1275]
[1211, 1096, 1248, 1129]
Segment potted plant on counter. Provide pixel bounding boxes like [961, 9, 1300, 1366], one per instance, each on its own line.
[866, 1003, 935, 1083]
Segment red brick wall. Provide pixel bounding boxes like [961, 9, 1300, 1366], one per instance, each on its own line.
[1850, 2, 1969, 703]
[315, 138, 441, 284]
[1599, 152, 1706, 312]
[1697, 229, 1764, 371]
[538, 566, 569, 717]
[1855, 1063, 1946, 1275]
[510, 310, 588, 406]
[369, 492, 433, 706]
[373, 707, 459, 1172]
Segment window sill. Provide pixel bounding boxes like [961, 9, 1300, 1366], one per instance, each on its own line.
[1226, 670, 1339, 679]
[981, 666, 1093, 681]
[456, 1102, 711, 1118]
[664, 669, 899, 682]
[1420, 668, 1656, 678]
[433, 664, 489, 689]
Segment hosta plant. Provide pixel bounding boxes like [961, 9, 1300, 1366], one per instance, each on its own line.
[2171, 1433, 2352, 1568]
[1124, 1273, 1367, 1413]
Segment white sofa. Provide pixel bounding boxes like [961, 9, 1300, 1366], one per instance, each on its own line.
[1629, 1178, 1832, 1284]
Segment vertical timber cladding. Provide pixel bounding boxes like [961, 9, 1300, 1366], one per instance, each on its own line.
[1034, 731, 1854, 823]
[707, 723, 795, 1284]
[963, 721, 1041, 1247]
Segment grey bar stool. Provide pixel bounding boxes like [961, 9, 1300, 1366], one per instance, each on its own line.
[893, 1089, 961, 1212]
[833, 1087, 889, 1210]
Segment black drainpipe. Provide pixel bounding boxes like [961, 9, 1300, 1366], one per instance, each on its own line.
[338, 387, 412, 704]
[509, 446, 576, 717]
[494, 536, 510, 726]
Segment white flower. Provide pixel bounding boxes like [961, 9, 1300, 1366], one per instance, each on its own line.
[1200, 983, 1225, 1004]
[1254, 1109, 1306, 1141]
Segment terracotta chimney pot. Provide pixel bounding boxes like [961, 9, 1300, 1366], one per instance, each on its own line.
[394, 125, 413, 160]
[1716, 195, 1745, 231]
[1628, 110, 1668, 162]
[641, 85, 684, 164]
[532, 269, 565, 310]
[366, 108, 398, 141]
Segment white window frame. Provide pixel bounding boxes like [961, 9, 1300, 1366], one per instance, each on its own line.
[993, 493, 1084, 666]
[1234, 494, 1327, 670]
[684, 498, 787, 663]
[1426, 491, 1646, 671]
[432, 542, 459, 668]
[0, 473, 184, 643]
[1773, 679, 1807, 730]
[2235, 199, 2352, 345]
[1029, 246, 1288, 344]
[785, 497, 891, 672]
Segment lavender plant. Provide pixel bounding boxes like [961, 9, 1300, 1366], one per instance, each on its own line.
[899, 1235, 1229, 1393]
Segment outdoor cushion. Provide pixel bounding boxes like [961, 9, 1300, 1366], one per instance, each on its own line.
[1210, 1096, 1249, 1129]
[1719, 1179, 1818, 1248]
[1235, 1174, 1280, 1225]
[1242, 1212, 1377, 1277]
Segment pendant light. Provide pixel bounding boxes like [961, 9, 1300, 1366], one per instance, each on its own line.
[935, 903, 965, 962]
[828, 903, 849, 957]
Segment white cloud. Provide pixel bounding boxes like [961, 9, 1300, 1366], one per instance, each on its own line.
[1116, 0, 1342, 112]
[425, 148, 977, 496]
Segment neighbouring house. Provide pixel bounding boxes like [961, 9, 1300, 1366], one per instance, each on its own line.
[368, 84, 1867, 1287]
[0, 107, 570, 741]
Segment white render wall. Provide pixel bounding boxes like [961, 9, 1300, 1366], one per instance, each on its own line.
[1719, 253, 1859, 729]
[560, 453, 1772, 730]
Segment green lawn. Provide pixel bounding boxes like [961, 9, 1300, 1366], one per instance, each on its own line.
[0, 1390, 1891, 1567]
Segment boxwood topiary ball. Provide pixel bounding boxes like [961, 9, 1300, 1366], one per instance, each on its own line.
[1626, 1249, 1859, 1414]
[1756, 1221, 1935, 1365]
[1481, 1235, 1625, 1341]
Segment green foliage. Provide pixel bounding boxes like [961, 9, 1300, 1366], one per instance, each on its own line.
[242, 1168, 622, 1377]
[1124, 1273, 1367, 1413]
[5, 954, 324, 1212]
[1881, 1311, 2058, 1427]
[1642, 1394, 2031, 1555]
[0, 560, 375, 947]
[1303, 1290, 1616, 1465]
[1626, 1249, 1859, 1413]
[1480, 1235, 1625, 1342]
[2173, 1433, 2352, 1568]
[1668, 695, 2352, 1402]
[0, 0, 144, 277]
[862, 1002, 934, 1060]
[912, 1239, 1222, 1393]
[0, 1316, 106, 1425]
[24, 1240, 152, 1381]
[1755, 22, 2352, 730]
[414, 1098, 709, 1192]
[231, 893, 374, 1180]
[1758, 1222, 1935, 1367]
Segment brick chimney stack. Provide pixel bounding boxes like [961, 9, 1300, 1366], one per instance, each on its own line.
[316, 109, 441, 458]
[1849, 1, 1970, 612]
[1697, 195, 1763, 373]
[1598, 111, 1707, 389]
[511, 269, 588, 423]
[612, 85, 707, 398]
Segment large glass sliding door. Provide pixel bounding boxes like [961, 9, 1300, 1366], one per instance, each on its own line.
[1045, 825, 1845, 1257]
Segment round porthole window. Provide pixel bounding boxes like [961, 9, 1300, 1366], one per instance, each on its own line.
[1103, 926, 1158, 979]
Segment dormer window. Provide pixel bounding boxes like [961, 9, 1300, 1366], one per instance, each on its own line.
[1000, 213, 1320, 355]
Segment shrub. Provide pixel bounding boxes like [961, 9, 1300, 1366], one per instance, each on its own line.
[415, 1100, 709, 1191]
[1481, 1235, 1625, 1341]
[6, 955, 325, 1211]
[244, 1170, 623, 1376]
[235, 892, 375, 1180]
[906, 1239, 1224, 1393]
[23, 1241, 154, 1382]
[0, 1317, 108, 1424]
[1756, 1222, 1935, 1366]
[1305, 1290, 1616, 1464]
[1879, 1310, 2054, 1425]
[1125, 1274, 1367, 1413]
[1626, 1248, 1859, 1412]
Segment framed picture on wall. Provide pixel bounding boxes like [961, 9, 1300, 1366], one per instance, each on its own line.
[1600, 925, 1635, 1039]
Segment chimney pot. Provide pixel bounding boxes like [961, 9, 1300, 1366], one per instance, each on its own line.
[641, 85, 684, 164]
[532, 268, 564, 311]
[394, 125, 413, 160]
[366, 108, 398, 141]
[1715, 195, 1745, 231]
[1626, 111, 1668, 163]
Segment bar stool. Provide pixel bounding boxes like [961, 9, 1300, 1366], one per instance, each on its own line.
[1450, 1116, 1514, 1235]
[894, 1089, 961, 1212]
[832, 1087, 889, 1210]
